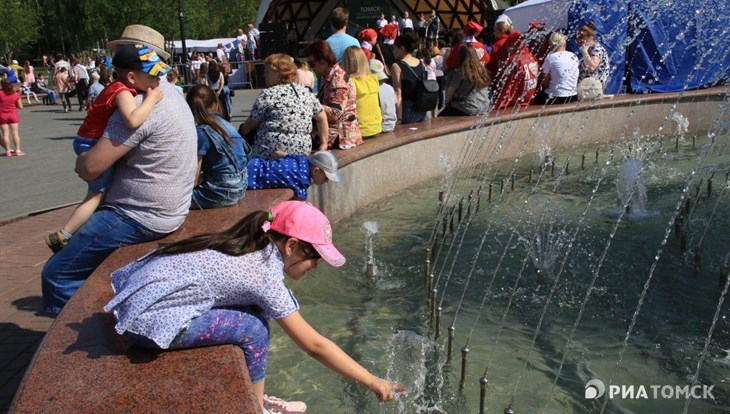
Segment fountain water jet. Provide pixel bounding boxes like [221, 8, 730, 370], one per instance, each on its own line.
[361, 221, 379, 277]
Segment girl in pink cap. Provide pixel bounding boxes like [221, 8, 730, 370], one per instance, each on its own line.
[104, 200, 402, 413]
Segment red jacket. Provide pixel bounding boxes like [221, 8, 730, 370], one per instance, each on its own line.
[492, 46, 539, 109]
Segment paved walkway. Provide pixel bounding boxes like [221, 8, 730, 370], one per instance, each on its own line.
[0, 88, 261, 223]
[0, 205, 75, 412]
[0, 88, 263, 412]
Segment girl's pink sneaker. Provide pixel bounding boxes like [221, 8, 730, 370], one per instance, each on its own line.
[263, 394, 307, 413]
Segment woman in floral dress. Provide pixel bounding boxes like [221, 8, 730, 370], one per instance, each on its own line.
[305, 40, 362, 150]
[240, 54, 328, 160]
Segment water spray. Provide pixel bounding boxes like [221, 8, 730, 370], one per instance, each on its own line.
[467, 190, 473, 218]
[424, 245, 431, 283]
[431, 288, 437, 321]
[694, 245, 702, 271]
[707, 171, 714, 197]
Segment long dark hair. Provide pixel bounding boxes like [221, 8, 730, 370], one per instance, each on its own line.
[417, 47, 432, 65]
[208, 60, 220, 74]
[153, 211, 288, 257]
[185, 84, 231, 146]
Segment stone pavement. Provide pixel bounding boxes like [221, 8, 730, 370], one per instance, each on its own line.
[0, 205, 75, 413]
[0, 88, 261, 223]
[0, 88, 263, 413]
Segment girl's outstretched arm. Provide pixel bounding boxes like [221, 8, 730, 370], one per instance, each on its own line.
[276, 311, 403, 401]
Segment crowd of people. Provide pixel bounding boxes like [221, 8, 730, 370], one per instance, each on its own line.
[5, 7, 615, 412]
[31, 23, 399, 414]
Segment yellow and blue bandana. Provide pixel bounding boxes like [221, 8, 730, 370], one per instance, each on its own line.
[112, 43, 171, 76]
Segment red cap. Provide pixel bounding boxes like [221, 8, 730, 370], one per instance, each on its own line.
[264, 201, 345, 267]
[358, 28, 378, 43]
[463, 21, 483, 36]
[379, 24, 398, 40]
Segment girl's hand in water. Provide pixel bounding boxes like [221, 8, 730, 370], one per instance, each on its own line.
[368, 377, 407, 401]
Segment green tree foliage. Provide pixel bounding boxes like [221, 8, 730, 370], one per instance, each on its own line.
[1, 0, 41, 63]
[24, 0, 259, 59]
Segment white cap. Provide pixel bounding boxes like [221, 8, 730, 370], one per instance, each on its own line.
[496, 14, 512, 26]
[308, 151, 342, 182]
[369, 59, 388, 81]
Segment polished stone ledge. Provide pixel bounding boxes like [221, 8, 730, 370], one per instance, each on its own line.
[10, 189, 293, 414]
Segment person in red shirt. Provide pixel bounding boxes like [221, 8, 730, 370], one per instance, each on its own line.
[45, 43, 169, 252]
[491, 37, 539, 110]
[444, 21, 490, 72]
[487, 19, 520, 79]
[357, 28, 378, 60]
[0, 78, 23, 157]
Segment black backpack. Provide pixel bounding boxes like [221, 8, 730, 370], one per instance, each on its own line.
[402, 62, 438, 112]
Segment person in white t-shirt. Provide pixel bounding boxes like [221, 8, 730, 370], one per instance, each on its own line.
[535, 32, 579, 105]
[400, 12, 414, 34]
[377, 13, 388, 29]
[236, 28, 248, 61]
[216, 43, 230, 62]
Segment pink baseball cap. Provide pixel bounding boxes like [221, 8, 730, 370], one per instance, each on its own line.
[264, 201, 346, 267]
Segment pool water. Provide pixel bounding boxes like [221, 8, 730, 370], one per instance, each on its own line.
[265, 136, 730, 413]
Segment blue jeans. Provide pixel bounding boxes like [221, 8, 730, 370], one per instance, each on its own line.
[219, 86, 232, 119]
[73, 137, 115, 193]
[41, 207, 168, 315]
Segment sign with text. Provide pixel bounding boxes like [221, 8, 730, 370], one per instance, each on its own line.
[349, 0, 392, 29]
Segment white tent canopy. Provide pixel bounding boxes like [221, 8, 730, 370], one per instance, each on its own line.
[502, 0, 571, 33]
[171, 38, 237, 53]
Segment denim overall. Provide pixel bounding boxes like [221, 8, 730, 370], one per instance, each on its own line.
[191, 121, 250, 209]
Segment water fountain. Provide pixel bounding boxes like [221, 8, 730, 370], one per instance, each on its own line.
[518, 209, 570, 281]
[263, 1, 729, 412]
[362, 221, 379, 277]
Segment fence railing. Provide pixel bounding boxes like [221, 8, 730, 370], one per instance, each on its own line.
[172, 60, 265, 89]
